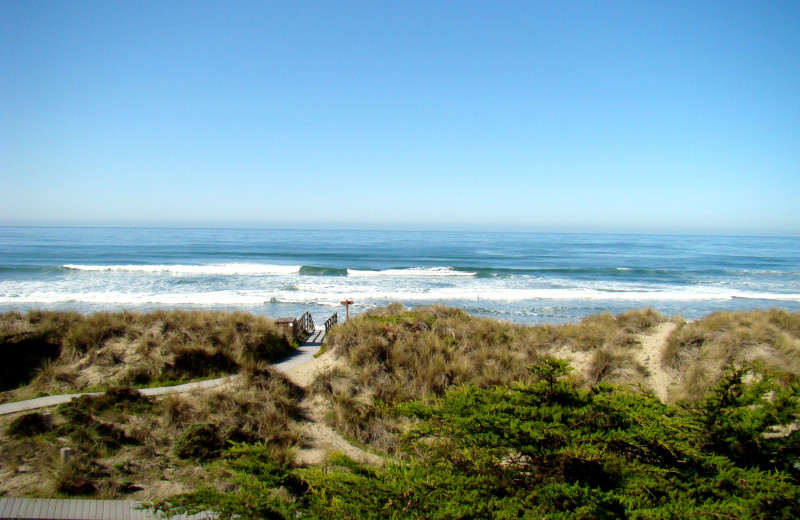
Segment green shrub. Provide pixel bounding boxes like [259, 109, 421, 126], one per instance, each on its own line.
[60, 387, 153, 416]
[167, 347, 237, 379]
[55, 399, 137, 454]
[52, 461, 97, 496]
[174, 423, 226, 461]
[156, 362, 800, 519]
[7, 412, 53, 437]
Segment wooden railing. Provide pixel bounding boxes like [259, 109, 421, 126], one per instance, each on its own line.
[324, 312, 338, 333]
[298, 311, 314, 336]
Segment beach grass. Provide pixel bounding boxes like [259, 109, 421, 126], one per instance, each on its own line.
[662, 308, 800, 401]
[3, 304, 800, 509]
[1, 368, 305, 498]
[0, 310, 294, 401]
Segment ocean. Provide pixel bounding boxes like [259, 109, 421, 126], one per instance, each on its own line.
[1, 227, 799, 324]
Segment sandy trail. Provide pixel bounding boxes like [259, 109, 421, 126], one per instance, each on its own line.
[284, 349, 384, 466]
[635, 321, 678, 402]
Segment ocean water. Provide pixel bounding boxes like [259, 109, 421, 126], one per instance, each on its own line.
[1, 227, 799, 324]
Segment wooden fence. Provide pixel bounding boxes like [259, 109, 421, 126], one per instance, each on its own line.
[324, 312, 338, 333]
[298, 311, 314, 336]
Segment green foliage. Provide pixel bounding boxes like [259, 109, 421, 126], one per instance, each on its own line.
[319, 304, 668, 451]
[160, 362, 800, 519]
[6, 412, 53, 437]
[153, 443, 305, 520]
[697, 363, 800, 475]
[56, 398, 138, 455]
[528, 357, 573, 398]
[173, 422, 226, 461]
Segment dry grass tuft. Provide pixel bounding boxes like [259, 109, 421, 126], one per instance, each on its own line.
[663, 309, 800, 401]
[0, 374, 305, 498]
[0, 310, 294, 399]
[587, 345, 646, 385]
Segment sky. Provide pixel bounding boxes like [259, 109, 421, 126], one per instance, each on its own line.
[1, 1, 799, 236]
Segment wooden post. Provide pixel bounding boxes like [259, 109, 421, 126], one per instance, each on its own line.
[340, 299, 354, 320]
[60, 447, 74, 464]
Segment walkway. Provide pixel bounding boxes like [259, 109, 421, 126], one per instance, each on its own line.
[0, 328, 328, 416]
[0, 497, 212, 520]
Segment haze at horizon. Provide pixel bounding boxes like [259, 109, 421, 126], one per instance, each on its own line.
[1, 1, 798, 236]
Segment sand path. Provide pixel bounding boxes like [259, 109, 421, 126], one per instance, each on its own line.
[635, 321, 678, 402]
[284, 349, 384, 466]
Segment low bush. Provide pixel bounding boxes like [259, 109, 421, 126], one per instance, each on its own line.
[0, 310, 78, 391]
[167, 347, 237, 379]
[52, 459, 98, 496]
[60, 387, 154, 418]
[156, 360, 800, 520]
[7, 412, 53, 437]
[586, 345, 645, 385]
[173, 422, 226, 461]
[55, 399, 139, 455]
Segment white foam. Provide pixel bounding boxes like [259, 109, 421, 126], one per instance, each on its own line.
[62, 263, 301, 275]
[0, 290, 272, 305]
[4, 286, 800, 306]
[4, 272, 800, 307]
[347, 267, 476, 277]
[277, 283, 800, 303]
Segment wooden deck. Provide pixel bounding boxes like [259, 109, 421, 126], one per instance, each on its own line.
[0, 498, 213, 520]
[303, 328, 326, 346]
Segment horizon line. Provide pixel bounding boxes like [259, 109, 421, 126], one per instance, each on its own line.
[0, 223, 798, 240]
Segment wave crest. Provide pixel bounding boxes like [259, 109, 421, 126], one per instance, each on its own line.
[62, 263, 301, 275]
[347, 267, 477, 277]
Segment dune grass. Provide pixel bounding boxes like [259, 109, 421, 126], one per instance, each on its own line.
[5, 304, 800, 510]
[314, 304, 800, 451]
[0, 310, 294, 401]
[663, 308, 800, 401]
[312, 304, 666, 450]
[0, 365, 305, 498]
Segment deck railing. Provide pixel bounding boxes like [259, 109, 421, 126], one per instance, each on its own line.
[324, 312, 338, 333]
[298, 311, 314, 336]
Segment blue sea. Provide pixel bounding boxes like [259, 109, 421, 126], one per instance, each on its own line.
[1, 227, 799, 324]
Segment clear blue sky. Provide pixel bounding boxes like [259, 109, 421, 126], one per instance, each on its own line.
[1, 1, 798, 235]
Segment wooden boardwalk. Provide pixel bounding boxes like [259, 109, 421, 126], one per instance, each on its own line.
[0, 498, 213, 520]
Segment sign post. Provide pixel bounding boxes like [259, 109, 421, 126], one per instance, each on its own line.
[340, 299, 354, 320]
